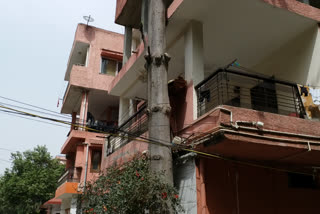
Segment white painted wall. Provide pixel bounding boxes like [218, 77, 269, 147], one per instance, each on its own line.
[184, 21, 204, 120]
[60, 198, 70, 214]
[174, 158, 197, 214]
[253, 25, 319, 85]
[118, 97, 130, 125]
[307, 27, 320, 86]
[70, 197, 78, 214]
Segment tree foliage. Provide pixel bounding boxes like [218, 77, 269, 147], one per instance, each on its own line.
[0, 145, 65, 214]
[79, 157, 183, 214]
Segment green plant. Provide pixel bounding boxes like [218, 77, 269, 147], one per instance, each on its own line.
[79, 157, 183, 214]
[0, 145, 65, 214]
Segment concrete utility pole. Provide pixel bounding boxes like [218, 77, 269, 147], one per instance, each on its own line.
[146, 0, 173, 186]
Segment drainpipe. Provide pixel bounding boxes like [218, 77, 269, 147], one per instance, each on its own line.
[83, 142, 89, 190]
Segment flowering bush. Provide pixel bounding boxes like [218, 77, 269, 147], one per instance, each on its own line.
[78, 157, 183, 214]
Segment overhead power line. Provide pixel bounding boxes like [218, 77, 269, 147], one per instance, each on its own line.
[0, 102, 70, 120]
[0, 158, 11, 163]
[0, 95, 71, 118]
[0, 104, 315, 176]
[0, 148, 16, 152]
[0, 110, 69, 129]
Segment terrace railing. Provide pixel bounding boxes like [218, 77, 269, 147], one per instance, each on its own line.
[106, 104, 148, 153]
[195, 69, 306, 118]
[57, 167, 81, 187]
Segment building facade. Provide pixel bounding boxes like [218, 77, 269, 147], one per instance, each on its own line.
[109, 0, 320, 213]
[52, 24, 123, 214]
[51, 1, 320, 213]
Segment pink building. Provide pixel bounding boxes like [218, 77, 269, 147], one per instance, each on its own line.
[108, 0, 320, 213]
[53, 23, 123, 214]
[51, 1, 320, 213]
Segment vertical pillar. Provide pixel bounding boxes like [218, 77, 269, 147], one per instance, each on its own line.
[307, 26, 320, 85]
[129, 99, 137, 116]
[184, 21, 205, 121]
[118, 97, 130, 126]
[123, 26, 132, 65]
[79, 91, 89, 130]
[85, 46, 90, 67]
[71, 112, 77, 131]
[60, 199, 69, 214]
[70, 196, 78, 214]
[141, 0, 149, 36]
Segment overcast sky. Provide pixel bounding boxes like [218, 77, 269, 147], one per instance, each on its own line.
[0, 0, 123, 174]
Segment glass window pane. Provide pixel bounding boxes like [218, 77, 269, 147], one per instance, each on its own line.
[101, 58, 117, 76]
[91, 150, 101, 171]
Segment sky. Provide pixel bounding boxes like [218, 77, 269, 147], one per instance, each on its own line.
[0, 0, 123, 175]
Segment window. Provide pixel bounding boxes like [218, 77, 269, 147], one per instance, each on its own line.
[101, 58, 122, 76]
[91, 150, 102, 172]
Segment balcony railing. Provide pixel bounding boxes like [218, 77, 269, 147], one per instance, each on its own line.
[57, 167, 81, 187]
[195, 69, 306, 118]
[106, 104, 148, 154]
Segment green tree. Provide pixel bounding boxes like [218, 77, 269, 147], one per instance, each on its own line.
[79, 157, 183, 214]
[0, 145, 65, 214]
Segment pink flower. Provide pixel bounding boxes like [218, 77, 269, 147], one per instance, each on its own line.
[161, 192, 167, 199]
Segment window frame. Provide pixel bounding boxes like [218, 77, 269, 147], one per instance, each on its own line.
[100, 57, 122, 76]
[90, 149, 102, 173]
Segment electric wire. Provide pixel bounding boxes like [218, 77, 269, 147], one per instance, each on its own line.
[0, 109, 70, 129]
[0, 104, 316, 176]
[0, 159, 11, 163]
[0, 148, 16, 152]
[0, 101, 71, 120]
[0, 95, 71, 119]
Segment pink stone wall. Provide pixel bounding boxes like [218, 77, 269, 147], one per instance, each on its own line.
[110, 41, 145, 91]
[102, 140, 149, 171]
[75, 145, 84, 168]
[262, 0, 320, 22]
[180, 105, 320, 141]
[68, 24, 123, 92]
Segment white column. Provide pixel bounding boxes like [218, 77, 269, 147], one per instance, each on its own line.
[123, 26, 132, 65]
[60, 198, 70, 214]
[129, 99, 137, 116]
[70, 196, 78, 214]
[85, 46, 90, 67]
[79, 91, 89, 130]
[141, 0, 149, 35]
[307, 27, 320, 86]
[184, 21, 205, 120]
[118, 97, 130, 126]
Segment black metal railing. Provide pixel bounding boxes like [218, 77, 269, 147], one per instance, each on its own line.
[86, 111, 118, 133]
[195, 69, 306, 118]
[57, 167, 81, 187]
[108, 104, 148, 151]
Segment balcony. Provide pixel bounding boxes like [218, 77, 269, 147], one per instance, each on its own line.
[196, 69, 306, 118]
[107, 104, 148, 154]
[57, 168, 81, 187]
[178, 69, 320, 168]
[55, 168, 81, 199]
